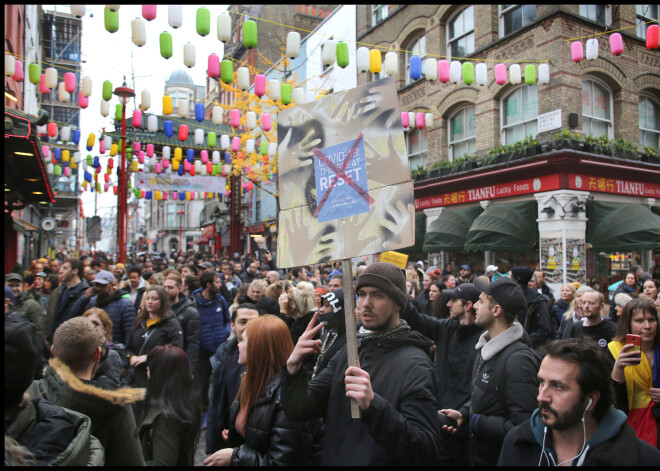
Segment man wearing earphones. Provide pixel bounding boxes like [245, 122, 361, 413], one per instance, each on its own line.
[498, 339, 660, 466]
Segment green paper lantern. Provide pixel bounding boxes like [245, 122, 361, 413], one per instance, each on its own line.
[260, 142, 268, 155]
[160, 31, 173, 59]
[243, 20, 257, 49]
[104, 7, 119, 33]
[97, 182, 102, 192]
[336, 42, 349, 68]
[281, 83, 292, 105]
[87, 154, 93, 166]
[102, 80, 113, 101]
[196, 7, 210, 37]
[28, 62, 41, 84]
[220, 60, 234, 84]
[208, 132, 217, 148]
[462, 62, 474, 85]
[115, 104, 123, 122]
[525, 64, 536, 85]
[53, 164, 61, 176]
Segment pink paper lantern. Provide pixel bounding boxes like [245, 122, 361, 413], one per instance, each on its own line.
[64, 72, 76, 93]
[208, 54, 220, 78]
[609, 33, 623, 56]
[438, 60, 450, 83]
[141, 190, 147, 198]
[99, 140, 106, 154]
[647, 24, 660, 50]
[163, 192, 168, 200]
[155, 163, 162, 173]
[39, 74, 51, 94]
[232, 136, 241, 151]
[179, 124, 189, 141]
[42, 145, 50, 158]
[495, 63, 507, 85]
[401, 112, 409, 128]
[64, 167, 71, 177]
[225, 190, 231, 196]
[173, 191, 178, 199]
[201, 150, 208, 163]
[184, 160, 191, 171]
[416, 112, 425, 130]
[78, 91, 89, 109]
[133, 142, 141, 152]
[108, 158, 114, 169]
[230, 109, 240, 128]
[146, 143, 154, 157]
[162, 159, 169, 169]
[132, 110, 142, 128]
[254, 74, 266, 97]
[261, 113, 271, 131]
[104, 174, 110, 183]
[142, 5, 157, 21]
[13, 60, 24, 81]
[571, 41, 583, 62]
[138, 151, 145, 164]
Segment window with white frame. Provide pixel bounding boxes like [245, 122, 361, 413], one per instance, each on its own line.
[372, 5, 388, 26]
[407, 128, 428, 170]
[405, 33, 426, 85]
[639, 95, 660, 148]
[448, 6, 475, 60]
[449, 106, 477, 161]
[502, 85, 538, 144]
[582, 79, 613, 138]
[579, 5, 611, 26]
[500, 5, 536, 36]
[637, 5, 659, 39]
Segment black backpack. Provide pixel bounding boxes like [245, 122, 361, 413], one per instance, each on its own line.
[493, 341, 543, 404]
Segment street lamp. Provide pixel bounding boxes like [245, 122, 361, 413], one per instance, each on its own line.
[113, 78, 135, 265]
[178, 209, 185, 256]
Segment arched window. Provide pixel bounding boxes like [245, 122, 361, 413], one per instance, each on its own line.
[639, 95, 660, 148]
[448, 6, 474, 60]
[405, 33, 426, 85]
[582, 78, 613, 138]
[407, 128, 428, 170]
[501, 85, 538, 144]
[448, 105, 476, 161]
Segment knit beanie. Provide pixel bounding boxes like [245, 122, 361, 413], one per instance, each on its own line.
[356, 262, 408, 310]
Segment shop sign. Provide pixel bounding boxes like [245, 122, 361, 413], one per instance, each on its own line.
[537, 109, 562, 133]
[569, 174, 660, 198]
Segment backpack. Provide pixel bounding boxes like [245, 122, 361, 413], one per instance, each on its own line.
[493, 341, 543, 405]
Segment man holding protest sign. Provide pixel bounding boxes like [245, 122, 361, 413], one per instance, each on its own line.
[280, 262, 441, 466]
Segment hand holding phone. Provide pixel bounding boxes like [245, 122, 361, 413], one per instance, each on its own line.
[626, 334, 642, 365]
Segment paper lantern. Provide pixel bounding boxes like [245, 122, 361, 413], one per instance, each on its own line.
[172, 159, 179, 171]
[137, 151, 145, 164]
[208, 54, 220, 78]
[335, 42, 349, 68]
[260, 142, 268, 155]
[224, 152, 231, 163]
[462, 62, 474, 85]
[107, 156, 114, 169]
[357, 47, 370, 72]
[495, 63, 507, 85]
[168, 5, 183, 29]
[475, 63, 487, 86]
[53, 148, 61, 161]
[11, 60, 23, 81]
[322, 39, 337, 66]
[183, 42, 196, 68]
[232, 137, 241, 151]
[58, 82, 70, 102]
[261, 114, 271, 132]
[132, 110, 142, 128]
[164, 120, 173, 137]
[268, 143, 278, 156]
[178, 98, 189, 118]
[110, 144, 118, 156]
[160, 31, 173, 59]
[61, 150, 70, 163]
[142, 5, 156, 21]
[571, 41, 583, 62]
[131, 160, 138, 172]
[408, 111, 416, 129]
[70, 5, 86, 17]
[369, 49, 382, 74]
[384, 52, 398, 76]
[195, 128, 204, 145]
[104, 7, 119, 33]
[114, 104, 123, 122]
[28, 63, 40, 84]
[401, 112, 409, 128]
[131, 17, 146, 47]
[179, 124, 189, 141]
[610, 33, 623, 56]
[194, 161, 201, 174]
[243, 20, 257, 48]
[237, 67, 249, 90]
[162, 146, 170, 160]
[253, 74, 266, 97]
[53, 164, 61, 176]
[39, 74, 50, 94]
[450, 61, 462, 83]
[208, 130, 217, 147]
[196, 7, 210, 36]
[212, 106, 223, 125]
[438, 60, 450, 83]
[286, 31, 301, 59]
[509, 64, 521, 84]
[246, 139, 255, 154]
[146, 144, 154, 157]
[106, 5, 120, 12]
[102, 80, 112, 101]
[409, 55, 422, 80]
[647, 24, 659, 50]
[45, 67, 58, 89]
[281, 83, 292, 105]
[87, 133, 95, 149]
[81, 76, 92, 97]
[63, 166, 71, 177]
[47, 163, 55, 175]
[217, 12, 231, 42]
[42, 145, 51, 158]
[195, 102, 204, 122]
[220, 60, 233, 84]
[133, 142, 141, 153]
[425, 58, 437, 81]
[269, 79, 281, 101]
[586, 39, 598, 60]
[212, 151, 220, 164]
[245, 111, 257, 130]
[524, 64, 536, 85]
[220, 134, 230, 149]
[63, 71, 76, 93]
[72, 129, 81, 144]
[61, 126, 71, 142]
[102, 135, 112, 151]
[230, 109, 240, 128]
[206, 162, 213, 174]
[163, 95, 172, 115]
[294, 87, 305, 105]
[425, 113, 434, 129]
[416, 113, 425, 130]
[146, 114, 157, 133]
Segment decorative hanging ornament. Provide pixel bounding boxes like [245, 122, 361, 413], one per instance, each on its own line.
[281, 83, 292, 105]
[208, 132, 216, 148]
[168, 5, 183, 29]
[131, 17, 146, 47]
[425, 113, 433, 129]
[81, 76, 92, 97]
[647, 24, 659, 50]
[357, 47, 370, 72]
[208, 54, 220, 78]
[449, 61, 462, 83]
[195, 128, 204, 145]
[70, 5, 86, 17]
[183, 42, 196, 68]
[425, 58, 438, 81]
[140, 89, 151, 111]
[212, 106, 223, 125]
[261, 114, 271, 132]
[160, 31, 173, 59]
[237, 67, 249, 90]
[287, 31, 301, 59]
[12, 60, 23, 81]
[230, 109, 240, 128]
[220, 60, 233, 84]
[39, 74, 51, 94]
[178, 98, 189, 118]
[586, 39, 598, 60]
[164, 120, 173, 137]
[78, 92, 89, 109]
[232, 137, 241, 152]
[609, 33, 623, 56]
[538, 63, 550, 84]
[438, 60, 450, 83]
[58, 82, 70, 102]
[384, 51, 398, 76]
[45, 67, 58, 89]
[246, 112, 257, 130]
[409, 55, 422, 80]
[104, 6, 119, 33]
[322, 39, 337, 66]
[401, 112, 409, 128]
[524, 64, 536, 85]
[243, 20, 257, 48]
[142, 5, 157, 21]
[294, 87, 305, 105]
[28, 63, 40, 84]
[495, 63, 507, 85]
[64, 73, 76, 93]
[336, 42, 349, 68]
[571, 41, 583, 62]
[220, 134, 230, 150]
[369, 49, 382, 74]
[462, 62, 474, 85]
[475, 63, 487, 86]
[217, 12, 231, 42]
[132, 110, 142, 128]
[269, 79, 281, 101]
[196, 7, 210, 37]
[254, 74, 266, 97]
[102, 80, 112, 101]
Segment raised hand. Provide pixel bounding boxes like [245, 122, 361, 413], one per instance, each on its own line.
[286, 312, 323, 375]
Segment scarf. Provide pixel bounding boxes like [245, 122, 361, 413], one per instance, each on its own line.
[357, 319, 411, 341]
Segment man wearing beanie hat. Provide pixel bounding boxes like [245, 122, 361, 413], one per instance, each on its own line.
[510, 266, 554, 348]
[281, 262, 441, 466]
[440, 276, 541, 466]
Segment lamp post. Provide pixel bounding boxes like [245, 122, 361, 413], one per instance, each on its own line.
[178, 209, 185, 256]
[113, 78, 135, 265]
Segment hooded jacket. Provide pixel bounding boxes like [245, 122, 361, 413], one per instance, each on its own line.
[171, 293, 201, 372]
[281, 324, 442, 466]
[498, 407, 660, 465]
[192, 288, 231, 355]
[47, 278, 89, 341]
[70, 289, 137, 346]
[13, 291, 45, 338]
[26, 357, 146, 466]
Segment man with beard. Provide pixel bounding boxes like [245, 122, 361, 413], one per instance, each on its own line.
[498, 339, 660, 465]
[562, 290, 616, 349]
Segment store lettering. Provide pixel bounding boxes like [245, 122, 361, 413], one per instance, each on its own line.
[615, 180, 645, 196]
[468, 186, 496, 200]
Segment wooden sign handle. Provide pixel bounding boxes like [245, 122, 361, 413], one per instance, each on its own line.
[342, 258, 362, 419]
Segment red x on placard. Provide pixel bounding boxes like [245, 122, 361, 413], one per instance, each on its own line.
[312, 134, 374, 218]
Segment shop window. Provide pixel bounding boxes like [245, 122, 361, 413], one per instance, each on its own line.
[500, 4, 536, 37]
[579, 5, 611, 26]
[501, 85, 538, 145]
[449, 106, 477, 161]
[448, 6, 475, 59]
[407, 128, 428, 170]
[582, 78, 613, 139]
[639, 95, 660, 148]
[372, 5, 388, 26]
[405, 33, 426, 85]
[637, 5, 659, 39]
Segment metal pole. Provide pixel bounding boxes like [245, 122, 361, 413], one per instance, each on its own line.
[119, 98, 127, 264]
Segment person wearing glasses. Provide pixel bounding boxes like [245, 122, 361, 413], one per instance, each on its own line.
[83, 307, 126, 390]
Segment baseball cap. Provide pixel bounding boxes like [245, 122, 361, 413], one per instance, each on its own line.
[92, 270, 115, 285]
[5, 273, 23, 283]
[5, 286, 15, 304]
[486, 265, 499, 273]
[460, 264, 470, 270]
[443, 283, 481, 304]
[473, 276, 526, 314]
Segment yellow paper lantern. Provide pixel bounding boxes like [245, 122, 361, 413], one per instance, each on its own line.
[163, 95, 173, 115]
[110, 143, 118, 156]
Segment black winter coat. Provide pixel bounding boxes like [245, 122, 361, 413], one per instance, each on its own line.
[171, 294, 201, 373]
[227, 374, 322, 466]
[48, 279, 89, 341]
[517, 287, 553, 348]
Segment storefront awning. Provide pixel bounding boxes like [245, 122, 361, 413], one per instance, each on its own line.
[189, 237, 210, 245]
[398, 212, 426, 256]
[464, 200, 538, 253]
[587, 201, 660, 252]
[12, 217, 40, 234]
[423, 205, 483, 252]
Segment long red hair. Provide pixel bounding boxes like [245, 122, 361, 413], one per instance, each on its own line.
[235, 315, 294, 423]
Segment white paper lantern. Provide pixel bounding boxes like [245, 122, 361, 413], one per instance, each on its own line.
[475, 63, 487, 86]
[178, 98, 189, 117]
[384, 52, 398, 76]
[293, 87, 305, 105]
[81, 76, 92, 97]
[140, 89, 151, 111]
[212, 150, 220, 164]
[194, 161, 202, 174]
[246, 139, 255, 154]
[322, 39, 337, 66]
[509, 64, 521, 84]
[45, 67, 58, 89]
[357, 47, 370, 72]
[194, 128, 204, 145]
[58, 82, 70, 102]
[268, 142, 278, 156]
[131, 17, 146, 47]
[425, 113, 434, 129]
[286, 31, 301, 59]
[212, 106, 223, 125]
[103, 135, 112, 150]
[100, 99, 109, 117]
[425, 58, 438, 80]
[162, 146, 171, 160]
[5, 54, 15, 76]
[237, 67, 250, 90]
[586, 38, 599, 60]
[145, 115, 156, 132]
[70, 5, 86, 18]
[61, 126, 71, 142]
[200, 161, 207, 175]
[268, 79, 280, 101]
[408, 111, 416, 129]
[246, 111, 257, 129]
[217, 13, 231, 42]
[450, 61, 462, 84]
[220, 134, 230, 150]
[168, 5, 183, 29]
[183, 42, 196, 68]
[539, 63, 550, 84]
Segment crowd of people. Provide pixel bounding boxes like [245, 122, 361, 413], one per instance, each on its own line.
[4, 250, 660, 466]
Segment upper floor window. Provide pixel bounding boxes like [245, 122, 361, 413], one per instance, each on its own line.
[449, 106, 477, 161]
[500, 5, 536, 37]
[448, 6, 475, 59]
[639, 95, 660, 148]
[372, 5, 388, 26]
[405, 33, 426, 85]
[502, 85, 538, 144]
[582, 78, 613, 138]
[407, 128, 428, 170]
[637, 4, 659, 39]
[579, 5, 611, 26]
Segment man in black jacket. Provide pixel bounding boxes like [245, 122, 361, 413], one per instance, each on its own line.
[47, 258, 89, 342]
[163, 274, 200, 374]
[440, 276, 540, 466]
[281, 262, 441, 466]
[511, 266, 554, 348]
[499, 339, 660, 466]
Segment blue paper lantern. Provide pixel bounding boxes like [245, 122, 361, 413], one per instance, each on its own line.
[178, 165, 184, 176]
[195, 103, 204, 122]
[93, 156, 99, 168]
[84, 170, 92, 182]
[53, 148, 61, 161]
[164, 120, 173, 137]
[72, 129, 81, 144]
[187, 149, 195, 162]
[146, 191, 152, 200]
[409, 55, 422, 80]
[179, 189, 185, 199]
[224, 152, 231, 163]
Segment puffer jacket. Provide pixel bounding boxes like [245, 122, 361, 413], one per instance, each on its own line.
[70, 289, 137, 346]
[171, 294, 201, 372]
[47, 278, 89, 341]
[5, 397, 104, 466]
[26, 357, 146, 466]
[228, 374, 322, 466]
[191, 288, 231, 355]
